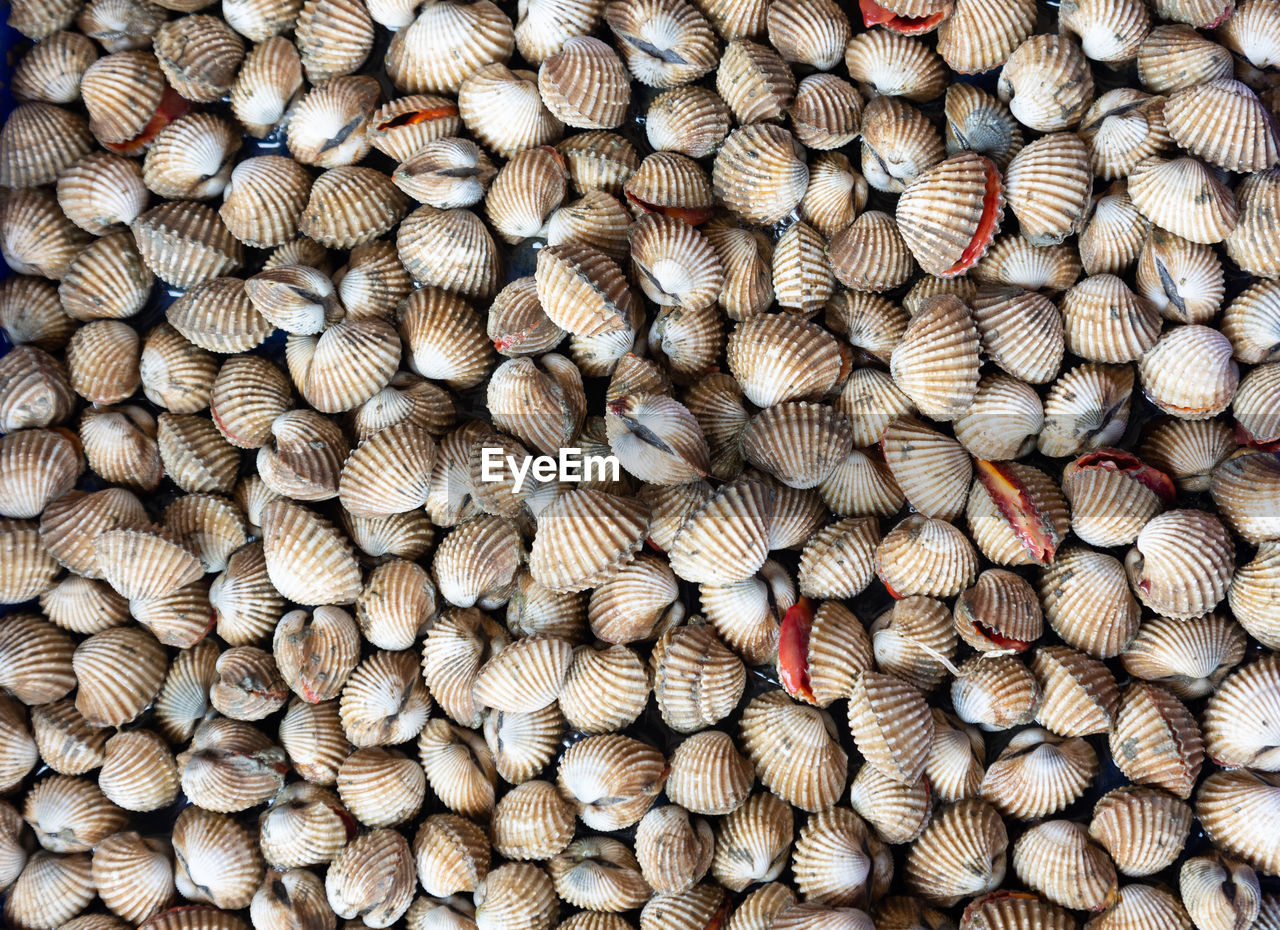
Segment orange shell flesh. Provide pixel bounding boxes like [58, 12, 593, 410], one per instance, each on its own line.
[975, 459, 1060, 565]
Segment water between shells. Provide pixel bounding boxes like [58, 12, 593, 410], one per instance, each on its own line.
[2, 0, 1280, 928]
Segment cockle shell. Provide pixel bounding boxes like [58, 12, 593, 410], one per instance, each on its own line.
[903, 799, 1008, 906]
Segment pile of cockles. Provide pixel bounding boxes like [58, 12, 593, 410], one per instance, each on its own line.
[3, 0, 1280, 927]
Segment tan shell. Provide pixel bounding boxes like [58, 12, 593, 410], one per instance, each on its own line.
[1225, 169, 1280, 279]
[711, 791, 794, 891]
[1038, 362, 1133, 458]
[829, 211, 916, 292]
[937, 0, 1035, 74]
[0, 344, 76, 433]
[844, 30, 946, 102]
[651, 623, 745, 733]
[1012, 820, 1117, 912]
[1164, 78, 1279, 173]
[1003, 133, 1092, 247]
[1139, 324, 1238, 419]
[325, 828, 415, 926]
[715, 38, 796, 124]
[1135, 25, 1230, 98]
[11, 31, 98, 105]
[1060, 273, 1160, 363]
[1108, 681, 1204, 799]
[1059, 0, 1149, 63]
[740, 690, 847, 812]
[1201, 656, 1280, 771]
[666, 730, 755, 816]
[459, 64, 565, 160]
[91, 831, 174, 923]
[1128, 155, 1238, 244]
[132, 202, 244, 288]
[1079, 190, 1148, 275]
[981, 728, 1098, 820]
[951, 654, 1039, 732]
[881, 417, 972, 521]
[903, 799, 1008, 906]
[896, 152, 1002, 278]
[490, 779, 576, 861]
[229, 36, 304, 139]
[859, 95, 945, 194]
[556, 732, 667, 830]
[726, 312, 842, 408]
[538, 36, 630, 129]
[1088, 786, 1193, 878]
[97, 730, 180, 812]
[890, 295, 980, 420]
[846, 671, 933, 785]
[1032, 644, 1119, 737]
[713, 124, 808, 226]
[1125, 508, 1234, 619]
[997, 34, 1095, 130]
[791, 75, 862, 152]
[558, 644, 648, 734]
[386, 0, 514, 95]
[875, 513, 977, 599]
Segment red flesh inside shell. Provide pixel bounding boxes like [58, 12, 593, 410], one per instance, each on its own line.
[377, 103, 458, 131]
[777, 597, 816, 703]
[971, 618, 1030, 653]
[858, 0, 950, 33]
[944, 158, 1003, 276]
[974, 459, 1059, 565]
[1236, 420, 1280, 451]
[103, 86, 193, 156]
[624, 191, 715, 226]
[1066, 447, 1176, 504]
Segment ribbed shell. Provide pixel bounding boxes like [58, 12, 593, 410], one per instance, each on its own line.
[0, 102, 93, 188]
[997, 34, 1095, 131]
[1109, 682, 1204, 798]
[881, 418, 973, 521]
[559, 644, 649, 734]
[538, 35, 630, 129]
[739, 690, 847, 812]
[70, 629, 167, 721]
[0, 344, 76, 432]
[1089, 786, 1192, 877]
[556, 733, 667, 830]
[1003, 133, 1092, 246]
[325, 828, 415, 927]
[937, 0, 1035, 73]
[712, 124, 809, 226]
[726, 312, 842, 408]
[386, 0, 514, 95]
[846, 672, 934, 785]
[1165, 78, 1280, 173]
[260, 500, 361, 606]
[903, 800, 1008, 906]
[1126, 508, 1234, 619]
[1031, 644, 1119, 737]
[79, 50, 165, 145]
[91, 831, 173, 923]
[132, 202, 244, 288]
[98, 730, 180, 812]
[896, 152, 1003, 277]
[666, 730, 755, 816]
[829, 211, 916, 292]
[980, 728, 1098, 820]
[1127, 156, 1238, 244]
[669, 477, 774, 585]
[299, 166, 407, 250]
[715, 38, 796, 124]
[652, 623, 746, 732]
